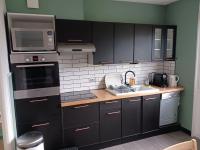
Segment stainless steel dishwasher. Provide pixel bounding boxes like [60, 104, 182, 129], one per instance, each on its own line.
[159, 92, 180, 127]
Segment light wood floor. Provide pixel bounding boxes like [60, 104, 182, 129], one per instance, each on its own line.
[103, 131, 198, 150]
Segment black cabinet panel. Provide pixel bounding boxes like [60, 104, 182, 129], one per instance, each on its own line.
[62, 103, 99, 129]
[143, 95, 161, 133]
[56, 19, 92, 43]
[122, 97, 141, 137]
[134, 25, 153, 62]
[15, 96, 61, 124]
[17, 119, 62, 150]
[100, 100, 121, 110]
[100, 104, 121, 142]
[93, 22, 114, 64]
[114, 23, 134, 64]
[63, 123, 99, 147]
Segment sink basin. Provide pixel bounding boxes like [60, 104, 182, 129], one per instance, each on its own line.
[106, 85, 159, 96]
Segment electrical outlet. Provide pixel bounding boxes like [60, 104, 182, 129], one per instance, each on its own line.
[27, 0, 39, 8]
[89, 78, 96, 82]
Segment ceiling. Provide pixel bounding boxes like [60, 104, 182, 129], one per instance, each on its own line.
[113, 0, 179, 5]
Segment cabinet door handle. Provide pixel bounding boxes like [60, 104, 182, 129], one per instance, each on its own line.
[107, 111, 121, 115]
[32, 122, 50, 128]
[128, 99, 141, 102]
[145, 97, 156, 101]
[120, 60, 133, 64]
[73, 105, 89, 109]
[99, 61, 113, 64]
[67, 39, 83, 42]
[105, 101, 119, 104]
[29, 99, 48, 103]
[75, 126, 90, 132]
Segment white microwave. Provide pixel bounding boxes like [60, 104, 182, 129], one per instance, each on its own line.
[11, 28, 55, 52]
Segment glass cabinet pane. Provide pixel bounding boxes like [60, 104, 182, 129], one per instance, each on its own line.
[153, 28, 163, 60]
[166, 29, 174, 59]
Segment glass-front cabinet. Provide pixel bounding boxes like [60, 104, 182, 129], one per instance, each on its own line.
[165, 27, 176, 60]
[152, 26, 176, 61]
[152, 27, 164, 61]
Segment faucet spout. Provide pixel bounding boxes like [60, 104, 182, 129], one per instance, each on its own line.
[125, 71, 135, 85]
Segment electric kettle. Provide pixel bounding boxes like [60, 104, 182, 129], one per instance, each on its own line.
[168, 75, 179, 87]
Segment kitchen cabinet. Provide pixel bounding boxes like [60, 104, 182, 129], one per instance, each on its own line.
[56, 19, 92, 43]
[134, 25, 153, 62]
[164, 26, 177, 60]
[122, 97, 141, 137]
[62, 103, 99, 148]
[143, 94, 161, 133]
[152, 26, 164, 61]
[114, 23, 134, 64]
[17, 118, 62, 150]
[93, 22, 114, 64]
[100, 100, 121, 142]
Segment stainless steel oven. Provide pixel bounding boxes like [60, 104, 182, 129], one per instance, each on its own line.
[11, 28, 55, 52]
[10, 53, 60, 99]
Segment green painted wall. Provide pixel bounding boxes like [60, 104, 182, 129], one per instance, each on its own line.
[6, 0, 166, 24]
[6, 0, 84, 20]
[84, 0, 166, 24]
[166, 0, 200, 130]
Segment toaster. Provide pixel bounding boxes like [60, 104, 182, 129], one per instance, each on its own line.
[149, 73, 168, 87]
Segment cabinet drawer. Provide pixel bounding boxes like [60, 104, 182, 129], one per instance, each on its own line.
[100, 108, 121, 142]
[100, 100, 121, 110]
[17, 119, 62, 150]
[143, 94, 161, 101]
[62, 103, 99, 128]
[63, 123, 99, 147]
[15, 96, 61, 124]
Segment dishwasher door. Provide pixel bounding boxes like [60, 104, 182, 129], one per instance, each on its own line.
[159, 92, 180, 127]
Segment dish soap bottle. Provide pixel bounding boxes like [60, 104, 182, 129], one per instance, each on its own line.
[129, 77, 136, 86]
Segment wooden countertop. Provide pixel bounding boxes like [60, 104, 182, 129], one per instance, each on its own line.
[61, 86, 184, 107]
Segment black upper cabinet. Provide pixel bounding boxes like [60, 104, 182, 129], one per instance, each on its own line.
[152, 26, 164, 61]
[164, 26, 177, 61]
[143, 95, 161, 133]
[134, 25, 153, 63]
[114, 23, 134, 64]
[93, 22, 114, 64]
[122, 97, 141, 137]
[56, 19, 92, 43]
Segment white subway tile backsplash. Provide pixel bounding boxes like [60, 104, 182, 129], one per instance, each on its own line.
[58, 54, 175, 93]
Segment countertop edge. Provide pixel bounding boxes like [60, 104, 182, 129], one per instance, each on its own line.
[61, 86, 184, 107]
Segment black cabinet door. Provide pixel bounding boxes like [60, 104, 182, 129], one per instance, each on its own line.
[93, 22, 114, 64]
[152, 26, 164, 61]
[164, 26, 177, 61]
[122, 97, 141, 137]
[143, 95, 161, 133]
[17, 119, 62, 150]
[56, 19, 92, 43]
[114, 23, 134, 64]
[63, 123, 99, 148]
[100, 106, 121, 142]
[134, 25, 153, 62]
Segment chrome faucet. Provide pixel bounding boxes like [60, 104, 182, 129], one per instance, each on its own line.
[125, 70, 136, 85]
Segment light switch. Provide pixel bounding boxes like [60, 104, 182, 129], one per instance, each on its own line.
[27, 0, 39, 9]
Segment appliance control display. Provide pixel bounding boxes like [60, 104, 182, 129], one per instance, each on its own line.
[32, 56, 39, 61]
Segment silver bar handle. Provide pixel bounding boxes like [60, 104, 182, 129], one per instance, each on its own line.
[16, 64, 55, 68]
[107, 111, 121, 115]
[29, 99, 48, 103]
[145, 97, 156, 101]
[74, 105, 89, 109]
[129, 99, 141, 102]
[67, 39, 83, 42]
[99, 61, 113, 64]
[32, 122, 50, 128]
[105, 101, 119, 104]
[75, 126, 90, 132]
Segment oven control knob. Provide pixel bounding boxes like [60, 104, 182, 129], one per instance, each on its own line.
[25, 58, 30, 62]
[41, 57, 46, 61]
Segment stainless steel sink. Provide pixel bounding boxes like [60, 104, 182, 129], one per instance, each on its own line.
[106, 85, 159, 96]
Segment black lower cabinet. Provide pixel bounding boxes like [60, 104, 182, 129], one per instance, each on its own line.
[122, 97, 142, 137]
[17, 119, 62, 150]
[142, 95, 161, 133]
[100, 100, 122, 142]
[63, 123, 99, 147]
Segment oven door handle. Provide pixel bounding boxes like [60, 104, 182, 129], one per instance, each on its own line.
[16, 64, 55, 68]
